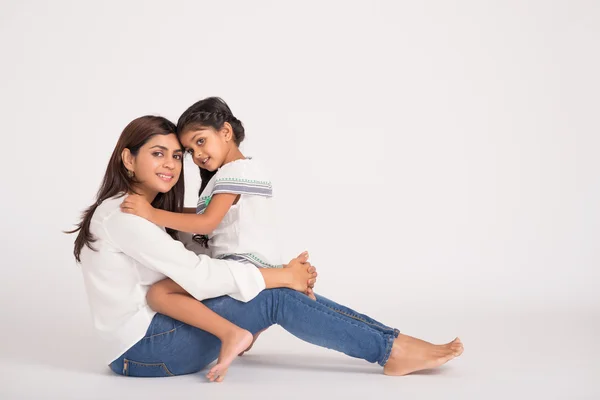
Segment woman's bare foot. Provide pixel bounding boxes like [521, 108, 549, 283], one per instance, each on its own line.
[238, 328, 267, 356]
[383, 334, 463, 376]
[206, 328, 254, 382]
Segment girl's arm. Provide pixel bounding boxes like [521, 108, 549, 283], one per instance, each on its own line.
[121, 193, 237, 234]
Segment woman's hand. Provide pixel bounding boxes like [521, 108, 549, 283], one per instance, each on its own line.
[283, 251, 318, 298]
[120, 194, 155, 221]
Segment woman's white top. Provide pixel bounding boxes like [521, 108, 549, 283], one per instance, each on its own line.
[197, 158, 282, 268]
[79, 195, 266, 364]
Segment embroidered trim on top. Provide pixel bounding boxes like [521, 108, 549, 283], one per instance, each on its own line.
[217, 253, 282, 269]
[196, 195, 212, 214]
[196, 180, 273, 215]
[213, 181, 272, 196]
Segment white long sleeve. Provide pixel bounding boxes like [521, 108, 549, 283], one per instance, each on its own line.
[78, 195, 265, 363]
[102, 206, 265, 302]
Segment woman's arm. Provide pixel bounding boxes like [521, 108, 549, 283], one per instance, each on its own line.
[121, 193, 237, 234]
[104, 209, 262, 301]
[103, 208, 316, 302]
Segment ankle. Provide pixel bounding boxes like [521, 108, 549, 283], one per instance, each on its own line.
[214, 326, 240, 341]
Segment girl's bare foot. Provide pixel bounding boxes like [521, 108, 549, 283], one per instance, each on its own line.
[383, 334, 463, 376]
[206, 328, 254, 382]
[238, 328, 267, 356]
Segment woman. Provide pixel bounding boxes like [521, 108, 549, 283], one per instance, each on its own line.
[69, 115, 463, 381]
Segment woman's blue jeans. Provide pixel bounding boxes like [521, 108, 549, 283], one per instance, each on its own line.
[109, 289, 399, 377]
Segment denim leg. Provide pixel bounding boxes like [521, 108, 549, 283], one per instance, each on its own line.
[110, 288, 397, 377]
[313, 294, 399, 337]
[205, 288, 397, 366]
[109, 313, 223, 377]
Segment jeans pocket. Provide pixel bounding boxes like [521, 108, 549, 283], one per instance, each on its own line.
[123, 358, 174, 377]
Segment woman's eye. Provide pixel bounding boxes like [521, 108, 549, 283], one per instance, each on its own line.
[153, 152, 164, 157]
[173, 154, 182, 160]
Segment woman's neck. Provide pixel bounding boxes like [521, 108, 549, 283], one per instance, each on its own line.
[131, 185, 157, 203]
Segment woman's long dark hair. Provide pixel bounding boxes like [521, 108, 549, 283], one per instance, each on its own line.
[67, 116, 184, 262]
[176, 97, 245, 196]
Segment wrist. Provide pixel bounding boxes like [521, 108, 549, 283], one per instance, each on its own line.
[149, 208, 159, 223]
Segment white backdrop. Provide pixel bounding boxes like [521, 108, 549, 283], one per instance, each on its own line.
[0, 1, 599, 398]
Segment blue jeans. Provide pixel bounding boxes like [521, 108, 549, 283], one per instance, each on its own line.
[109, 289, 399, 377]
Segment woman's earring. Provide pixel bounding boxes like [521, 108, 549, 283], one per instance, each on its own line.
[126, 169, 135, 178]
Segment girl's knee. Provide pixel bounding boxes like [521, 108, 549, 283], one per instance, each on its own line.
[146, 278, 185, 311]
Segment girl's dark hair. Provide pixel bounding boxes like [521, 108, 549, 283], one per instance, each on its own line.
[67, 116, 183, 262]
[176, 97, 245, 195]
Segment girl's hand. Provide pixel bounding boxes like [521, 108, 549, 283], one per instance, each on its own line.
[283, 251, 318, 295]
[121, 194, 155, 221]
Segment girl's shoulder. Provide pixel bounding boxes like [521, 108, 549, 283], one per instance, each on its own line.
[211, 157, 273, 198]
[215, 157, 270, 184]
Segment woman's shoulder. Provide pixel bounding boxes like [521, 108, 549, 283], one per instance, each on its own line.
[91, 194, 128, 224]
[94, 194, 172, 249]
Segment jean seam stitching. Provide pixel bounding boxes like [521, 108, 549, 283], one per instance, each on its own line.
[161, 363, 175, 376]
[380, 334, 395, 367]
[315, 298, 396, 333]
[324, 307, 396, 365]
[124, 358, 174, 376]
[143, 322, 184, 340]
[331, 309, 393, 331]
[280, 290, 390, 364]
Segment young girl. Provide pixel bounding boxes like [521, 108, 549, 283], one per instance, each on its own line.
[120, 97, 314, 381]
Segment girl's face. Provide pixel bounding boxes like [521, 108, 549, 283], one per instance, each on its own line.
[123, 134, 183, 199]
[179, 125, 232, 172]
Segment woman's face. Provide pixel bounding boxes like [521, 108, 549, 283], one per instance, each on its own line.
[128, 134, 183, 197]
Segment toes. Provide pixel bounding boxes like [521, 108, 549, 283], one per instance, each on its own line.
[437, 351, 456, 366]
[207, 365, 223, 382]
[450, 339, 463, 356]
[453, 344, 464, 356]
[440, 338, 461, 351]
[215, 369, 228, 383]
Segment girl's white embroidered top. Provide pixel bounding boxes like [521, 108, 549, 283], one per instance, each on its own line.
[197, 158, 282, 268]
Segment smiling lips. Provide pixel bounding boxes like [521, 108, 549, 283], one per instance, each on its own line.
[201, 157, 210, 165]
[157, 173, 174, 182]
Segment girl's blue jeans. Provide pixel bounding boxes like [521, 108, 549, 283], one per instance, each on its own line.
[109, 289, 399, 377]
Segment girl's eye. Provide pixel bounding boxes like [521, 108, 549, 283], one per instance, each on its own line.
[186, 148, 194, 155]
[196, 138, 205, 146]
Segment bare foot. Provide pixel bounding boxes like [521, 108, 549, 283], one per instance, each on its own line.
[383, 334, 463, 376]
[206, 328, 253, 382]
[239, 328, 267, 356]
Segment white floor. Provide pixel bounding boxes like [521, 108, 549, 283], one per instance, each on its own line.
[1, 305, 598, 400]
